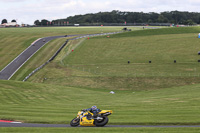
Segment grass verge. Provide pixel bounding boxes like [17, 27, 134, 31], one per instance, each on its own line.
[1, 127, 200, 133]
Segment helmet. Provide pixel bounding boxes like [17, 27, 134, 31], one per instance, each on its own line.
[91, 105, 97, 110]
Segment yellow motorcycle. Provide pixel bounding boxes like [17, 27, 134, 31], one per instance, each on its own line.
[70, 109, 113, 127]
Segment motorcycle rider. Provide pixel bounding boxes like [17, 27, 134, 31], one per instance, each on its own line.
[84, 105, 101, 118]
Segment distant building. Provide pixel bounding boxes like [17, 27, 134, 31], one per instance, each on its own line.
[0, 25, 5, 28]
[6, 22, 18, 27]
[0, 22, 19, 27]
[0, 23, 6, 27]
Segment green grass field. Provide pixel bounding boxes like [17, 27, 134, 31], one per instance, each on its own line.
[1, 26, 200, 132]
[0, 79, 200, 125]
[28, 27, 200, 90]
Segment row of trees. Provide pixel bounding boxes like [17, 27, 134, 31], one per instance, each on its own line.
[1, 19, 16, 24]
[34, 10, 200, 26]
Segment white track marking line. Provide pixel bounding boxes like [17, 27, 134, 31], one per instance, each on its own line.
[7, 38, 48, 80]
[8, 36, 66, 80]
[0, 38, 41, 73]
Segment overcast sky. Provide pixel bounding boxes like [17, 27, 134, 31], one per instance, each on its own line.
[0, 0, 200, 25]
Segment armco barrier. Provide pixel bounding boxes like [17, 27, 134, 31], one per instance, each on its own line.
[49, 40, 69, 62]
[23, 31, 123, 82]
[23, 40, 69, 82]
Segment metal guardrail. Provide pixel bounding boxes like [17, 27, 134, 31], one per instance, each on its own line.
[23, 40, 69, 82]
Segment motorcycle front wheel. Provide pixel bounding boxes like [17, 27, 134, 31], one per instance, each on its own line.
[70, 117, 80, 127]
[94, 116, 108, 127]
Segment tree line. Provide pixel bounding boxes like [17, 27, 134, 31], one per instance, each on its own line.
[34, 10, 200, 26]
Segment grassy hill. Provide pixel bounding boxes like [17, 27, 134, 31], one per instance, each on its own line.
[28, 27, 200, 90]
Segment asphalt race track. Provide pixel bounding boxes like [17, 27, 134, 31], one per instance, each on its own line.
[0, 32, 121, 80]
[0, 122, 200, 128]
[0, 35, 76, 80]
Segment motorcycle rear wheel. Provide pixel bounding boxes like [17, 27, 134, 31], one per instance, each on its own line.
[70, 118, 80, 127]
[94, 116, 108, 127]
